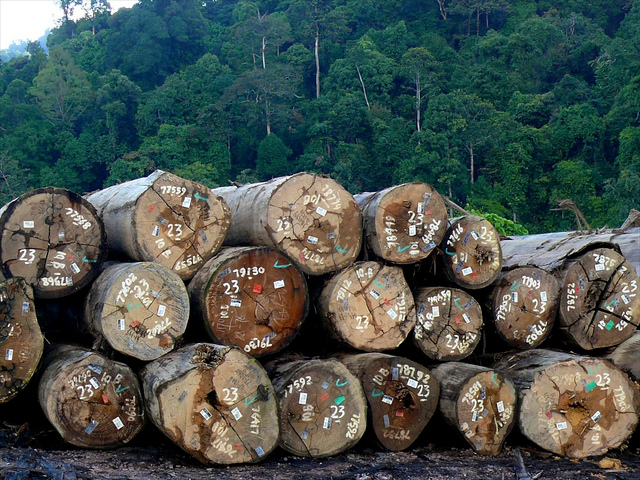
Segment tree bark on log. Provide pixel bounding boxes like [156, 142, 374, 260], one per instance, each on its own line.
[607, 331, 640, 381]
[0, 187, 107, 298]
[269, 358, 367, 457]
[488, 267, 560, 349]
[212, 173, 362, 276]
[500, 228, 640, 275]
[84, 262, 189, 361]
[86, 170, 230, 280]
[494, 349, 640, 458]
[354, 182, 447, 264]
[413, 287, 483, 361]
[430, 362, 517, 455]
[140, 343, 279, 465]
[337, 353, 439, 451]
[188, 247, 308, 357]
[38, 345, 145, 448]
[558, 248, 639, 350]
[0, 278, 43, 403]
[317, 261, 416, 352]
[441, 215, 502, 289]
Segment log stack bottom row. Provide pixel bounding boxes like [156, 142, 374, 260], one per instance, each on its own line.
[0, 170, 639, 466]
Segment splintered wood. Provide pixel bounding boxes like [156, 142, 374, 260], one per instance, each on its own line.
[0, 278, 43, 403]
[489, 267, 559, 349]
[213, 173, 362, 275]
[84, 262, 189, 361]
[355, 182, 447, 264]
[38, 346, 145, 448]
[442, 215, 502, 289]
[86, 170, 230, 280]
[413, 287, 483, 361]
[495, 349, 640, 458]
[270, 358, 367, 457]
[338, 353, 439, 451]
[431, 363, 517, 455]
[558, 248, 640, 350]
[188, 247, 308, 357]
[140, 343, 279, 465]
[0, 188, 106, 298]
[318, 261, 416, 352]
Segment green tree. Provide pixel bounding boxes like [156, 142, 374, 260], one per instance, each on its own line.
[400, 47, 440, 132]
[256, 133, 293, 179]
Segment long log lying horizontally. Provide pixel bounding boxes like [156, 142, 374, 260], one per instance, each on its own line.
[431, 362, 517, 455]
[354, 182, 448, 264]
[0, 278, 44, 403]
[0, 188, 107, 298]
[38, 345, 145, 448]
[441, 215, 502, 289]
[318, 261, 416, 352]
[188, 247, 308, 357]
[495, 349, 640, 458]
[86, 170, 230, 280]
[84, 262, 189, 361]
[213, 173, 362, 276]
[338, 353, 439, 451]
[413, 287, 483, 361]
[487, 267, 560, 350]
[269, 358, 367, 457]
[140, 343, 279, 465]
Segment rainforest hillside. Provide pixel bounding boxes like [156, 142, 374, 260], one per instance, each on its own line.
[1, 0, 639, 233]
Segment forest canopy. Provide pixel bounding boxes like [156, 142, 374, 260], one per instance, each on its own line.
[0, 0, 639, 233]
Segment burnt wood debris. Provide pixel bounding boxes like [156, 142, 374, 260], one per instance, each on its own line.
[0, 170, 639, 466]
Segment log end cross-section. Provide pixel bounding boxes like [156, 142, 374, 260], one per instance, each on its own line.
[188, 247, 308, 357]
[318, 261, 416, 352]
[339, 353, 439, 451]
[0, 278, 44, 403]
[38, 346, 146, 449]
[270, 358, 368, 458]
[84, 262, 189, 361]
[413, 287, 483, 361]
[0, 188, 107, 298]
[141, 343, 279, 465]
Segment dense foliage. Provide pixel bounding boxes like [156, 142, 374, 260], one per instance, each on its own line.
[0, 0, 638, 233]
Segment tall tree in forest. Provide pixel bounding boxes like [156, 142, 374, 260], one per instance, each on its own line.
[401, 47, 440, 132]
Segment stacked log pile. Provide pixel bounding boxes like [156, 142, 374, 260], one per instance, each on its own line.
[1, 171, 639, 466]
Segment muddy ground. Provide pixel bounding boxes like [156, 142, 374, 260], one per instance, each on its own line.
[2, 421, 640, 480]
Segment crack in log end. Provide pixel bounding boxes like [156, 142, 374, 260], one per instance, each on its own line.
[206, 389, 219, 407]
[475, 244, 496, 265]
[192, 344, 228, 369]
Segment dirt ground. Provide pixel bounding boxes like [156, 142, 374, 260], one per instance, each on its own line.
[2, 422, 640, 480]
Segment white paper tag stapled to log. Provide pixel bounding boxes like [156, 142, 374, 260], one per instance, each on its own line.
[152, 225, 160, 237]
[157, 305, 167, 317]
[117, 318, 125, 331]
[316, 206, 327, 217]
[591, 411, 602, 423]
[432, 306, 440, 318]
[200, 407, 213, 421]
[462, 267, 474, 277]
[392, 368, 399, 381]
[387, 309, 398, 320]
[22, 302, 29, 316]
[58, 231, 65, 241]
[540, 291, 548, 302]
[595, 262, 606, 271]
[622, 294, 631, 305]
[182, 197, 192, 208]
[89, 377, 100, 389]
[231, 407, 243, 420]
[70, 263, 81, 275]
[299, 392, 308, 405]
[471, 230, 480, 240]
[88, 364, 102, 374]
[307, 236, 319, 245]
[409, 225, 417, 236]
[85, 420, 98, 435]
[382, 395, 394, 405]
[4, 349, 13, 361]
[255, 446, 265, 457]
[323, 417, 332, 429]
[230, 298, 242, 307]
[383, 414, 390, 428]
[370, 289, 381, 299]
[463, 313, 471, 324]
[301, 428, 309, 439]
[407, 378, 419, 389]
[23, 221, 34, 229]
[417, 202, 425, 214]
[512, 292, 518, 303]
[556, 421, 567, 430]
[274, 279, 285, 289]
[112, 417, 125, 430]
[496, 401, 505, 413]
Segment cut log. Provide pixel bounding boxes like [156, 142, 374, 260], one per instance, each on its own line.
[558, 248, 640, 350]
[86, 170, 230, 280]
[354, 182, 447, 264]
[38, 345, 145, 448]
[413, 287, 483, 361]
[431, 362, 517, 455]
[494, 349, 640, 458]
[500, 228, 640, 275]
[441, 215, 502, 289]
[84, 262, 189, 361]
[269, 358, 367, 457]
[607, 331, 640, 381]
[0, 278, 44, 403]
[212, 173, 362, 276]
[337, 353, 439, 451]
[488, 267, 560, 349]
[317, 261, 416, 352]
[188, 247, 308, 357]
[0, 188, 107, 298]
[140, 343, 279, 465]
